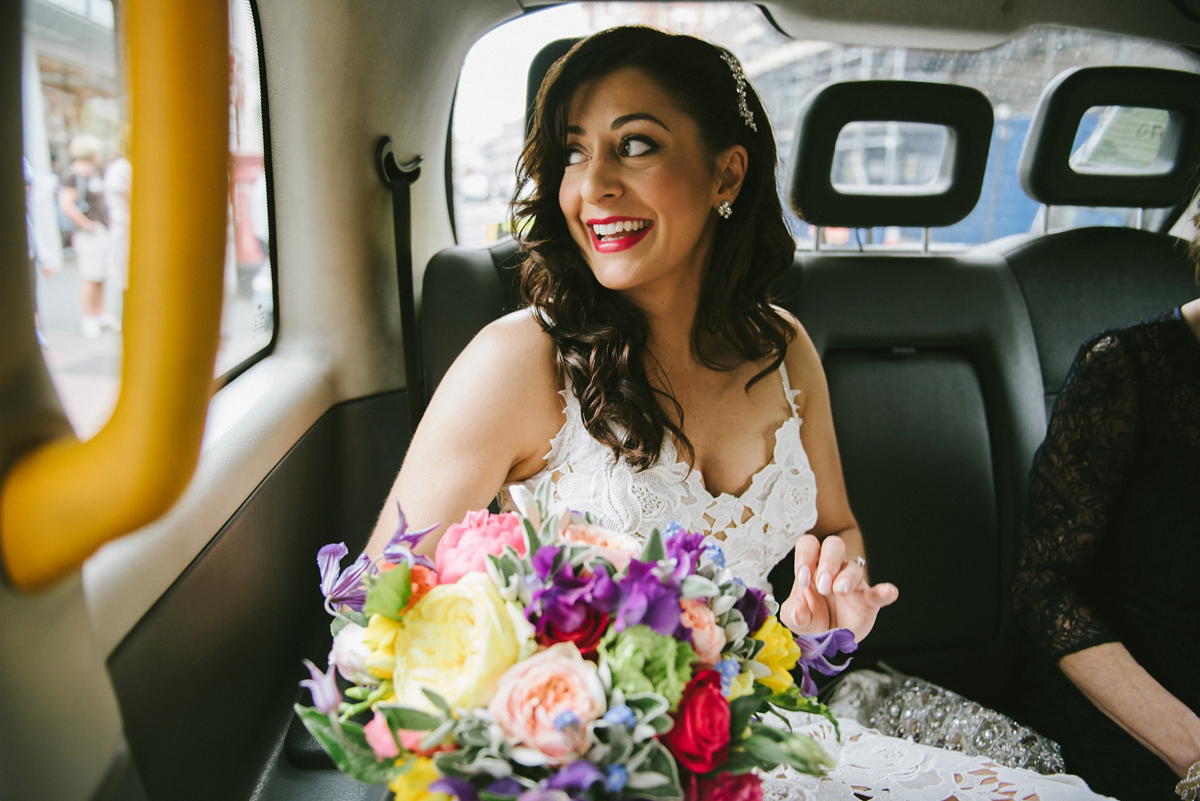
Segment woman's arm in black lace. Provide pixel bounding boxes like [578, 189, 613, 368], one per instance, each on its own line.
[1014, 333, 1136, 661]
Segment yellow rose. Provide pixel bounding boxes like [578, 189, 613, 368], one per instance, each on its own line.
[753, 616, 800, 693]
[387, 756, 448, 801]
[392, 572, 533, 712]
[728, 669, 756, 700]
[363, 614, 403, 680]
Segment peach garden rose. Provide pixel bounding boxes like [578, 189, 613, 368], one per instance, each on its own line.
[488, 642, 607, 765]
[679, 598, 726, 665]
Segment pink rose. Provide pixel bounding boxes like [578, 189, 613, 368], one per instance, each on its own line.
[363, 711, 400, 759]
[680, 599, 726, 665]
[435, 510, 526, 583]
[559, 522, 639, 571]
[488, 642, 607, 765]
[396, 728, 453, 757]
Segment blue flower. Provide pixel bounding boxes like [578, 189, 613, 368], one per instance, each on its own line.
[602, 703, 636, 727]
[605, 765, 628, 794]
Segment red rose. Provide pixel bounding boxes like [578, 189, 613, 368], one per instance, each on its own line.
[684, 772, 763, 801]
[536, 607, 609, 657]
[661, 670, 731, 773]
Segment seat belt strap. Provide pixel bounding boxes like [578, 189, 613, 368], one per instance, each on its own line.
[375, 137, 425, 430]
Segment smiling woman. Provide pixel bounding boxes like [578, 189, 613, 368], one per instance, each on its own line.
[364, 25, 1109, 800]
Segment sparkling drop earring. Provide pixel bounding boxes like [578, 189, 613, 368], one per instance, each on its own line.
[717, 200, 733, 219]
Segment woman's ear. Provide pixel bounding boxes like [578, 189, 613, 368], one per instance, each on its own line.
[715, 145, 748, 205]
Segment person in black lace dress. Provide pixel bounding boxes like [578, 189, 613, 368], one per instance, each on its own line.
[1014, 251, 1200, 800]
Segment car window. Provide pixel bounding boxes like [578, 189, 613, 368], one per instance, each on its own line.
[22, 0, 273, 439]
[451, 3, 1200, 252]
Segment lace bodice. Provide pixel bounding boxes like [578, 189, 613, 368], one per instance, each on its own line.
[501, 364, 818, 591]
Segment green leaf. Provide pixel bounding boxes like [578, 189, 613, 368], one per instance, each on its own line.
[293, 704, 395, 784]
[729, 684, 772, 737]
[640, 528, 666, 563]
[680, 575, 720, 600]
[422, 688, 454, 716]
[363, 562, 412, 620]
[380, 705, 442, 732]
[625, 741, 682, 799]
[743, 724, 833, 776]
[768, 688, 840, 738]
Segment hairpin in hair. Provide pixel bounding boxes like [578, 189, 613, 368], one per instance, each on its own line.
[720, 52, 757, 132]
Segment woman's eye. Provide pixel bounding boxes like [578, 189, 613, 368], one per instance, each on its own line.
[565, 147, 587, 166]
[620, 136, 656, 157]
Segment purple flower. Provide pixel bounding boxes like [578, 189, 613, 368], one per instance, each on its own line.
[664, 526, 707, 581]
[528, 547, 620, 636]
[300, 659, 340, 716]
[487, 778, 523, 796]
[381, 503, 437, 570]
[545, 760, 605, 792]
[794, 628, 858, 696]
[614, 559, 682, 635]
[734, 585, 769, 633]
[430, 778, 480, 801]
[317, 543, 372, 611]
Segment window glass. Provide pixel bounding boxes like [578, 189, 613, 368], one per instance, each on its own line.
[452, 4, 1200, 252]
[832, 122, 950, 192]
[22, 0, 272, 439]
[1071, 105, 1174, 174]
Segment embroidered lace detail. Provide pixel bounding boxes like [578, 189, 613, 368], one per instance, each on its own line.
[758, 712, 1094, 801]
[500, 365, 817, 590]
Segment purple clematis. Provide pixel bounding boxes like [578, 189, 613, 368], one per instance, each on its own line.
[613, 559, 682, 635]
[300, 659, 340, 717]
[317, 543, 373, 612]
[794, 628, 858, 696]
[381, 503, 437, 570]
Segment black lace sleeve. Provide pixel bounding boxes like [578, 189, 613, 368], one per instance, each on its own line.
[1014, 333, 1138, 662]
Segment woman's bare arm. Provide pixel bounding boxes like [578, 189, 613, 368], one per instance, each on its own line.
[1060, 642, 1200, 778]
[365, 310, 562, 559]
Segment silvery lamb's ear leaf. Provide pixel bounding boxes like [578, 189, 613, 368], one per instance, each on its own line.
[293, 705, 396, 784]
[535, 476, 553, 518]
[681, 575, 720, 600]
[508, 484, 539, 526]
[640, 528, 666, 562]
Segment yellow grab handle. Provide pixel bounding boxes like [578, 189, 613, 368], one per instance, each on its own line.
[1, 0, 230, 590]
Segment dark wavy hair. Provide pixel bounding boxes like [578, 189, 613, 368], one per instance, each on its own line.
[512, 26, 796, 470]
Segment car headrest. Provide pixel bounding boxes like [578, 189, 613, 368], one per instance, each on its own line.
[526, 38, 579, 137]
[1018, 66, 1200, 208]
[787, 80, 994, 228]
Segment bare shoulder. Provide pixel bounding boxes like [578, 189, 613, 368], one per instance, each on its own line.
[442, 308, 558, 394]
[772, 307, 827, 416]
[422, 307, 562, 475]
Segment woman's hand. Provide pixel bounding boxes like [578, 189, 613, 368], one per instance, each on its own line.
[779, 533, 898, 642]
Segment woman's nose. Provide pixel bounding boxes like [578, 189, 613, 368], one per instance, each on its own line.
[581, 153, 622, 204]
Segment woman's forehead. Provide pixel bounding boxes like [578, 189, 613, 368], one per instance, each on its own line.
[565, 66, 685, 130]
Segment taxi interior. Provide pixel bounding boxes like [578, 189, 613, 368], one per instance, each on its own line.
[3, 1, 1200, 800]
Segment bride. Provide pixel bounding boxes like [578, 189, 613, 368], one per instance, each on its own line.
[366, 25, 1105, 799]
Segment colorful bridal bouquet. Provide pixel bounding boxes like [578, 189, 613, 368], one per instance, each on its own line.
[295, 482, 856, 801]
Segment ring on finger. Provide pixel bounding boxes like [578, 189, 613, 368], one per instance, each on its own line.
[854, 555, 866, 568]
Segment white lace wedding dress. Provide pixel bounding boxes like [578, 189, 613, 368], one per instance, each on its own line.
[502, 365, 1110, 801]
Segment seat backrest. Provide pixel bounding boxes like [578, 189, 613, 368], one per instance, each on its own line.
[778, 79, 1047, 712]
[996, 65, 1200, 417]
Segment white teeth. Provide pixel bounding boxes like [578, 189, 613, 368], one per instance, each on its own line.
[591, 219, 649, 237]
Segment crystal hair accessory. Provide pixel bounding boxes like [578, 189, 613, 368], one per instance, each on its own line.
[720, 52, 758, 132]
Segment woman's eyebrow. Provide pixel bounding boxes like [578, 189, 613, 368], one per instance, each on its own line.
[612, 112, 670, 132]
[565, 113, 671, 137]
